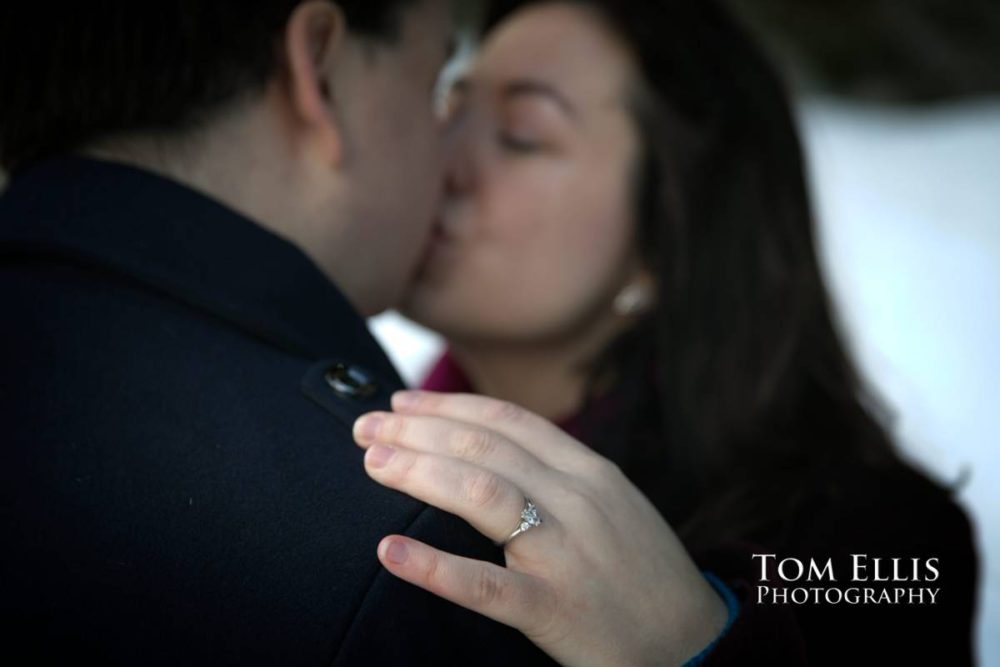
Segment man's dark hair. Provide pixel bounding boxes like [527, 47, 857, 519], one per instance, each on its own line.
[0, 0, 420, 172]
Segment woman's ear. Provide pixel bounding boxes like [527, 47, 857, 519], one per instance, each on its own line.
[282, 0, 349, 167]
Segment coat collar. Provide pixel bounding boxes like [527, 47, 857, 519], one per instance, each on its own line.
[0, 154, 402, 389]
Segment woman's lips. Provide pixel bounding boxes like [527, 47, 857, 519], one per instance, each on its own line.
[414, 217, 458, 280]
[437, 212, 466, 240]
[431, 218, 450, 243]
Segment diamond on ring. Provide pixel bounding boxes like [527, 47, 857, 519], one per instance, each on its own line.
[500, 497, 542, 547]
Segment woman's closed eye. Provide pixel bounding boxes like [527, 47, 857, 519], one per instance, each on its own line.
[497, 95, 566, 156]
[498, 130, 544, 154]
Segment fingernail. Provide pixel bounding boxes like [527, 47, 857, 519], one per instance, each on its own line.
[366, 444, 395, 468]
[392, 391, 420, 410]
[383, 540, 409, 565]
[354, 415, 383, 443]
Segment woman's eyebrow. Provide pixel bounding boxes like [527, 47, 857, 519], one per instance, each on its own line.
[448, 77, 579, 122]
[501, 79, 578, 120]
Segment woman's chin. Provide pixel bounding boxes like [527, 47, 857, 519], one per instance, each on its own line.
[397, 282, 447, 327]
[397, 286, 479, 343]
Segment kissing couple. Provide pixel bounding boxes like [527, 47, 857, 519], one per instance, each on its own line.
[0, 0, 978, 665]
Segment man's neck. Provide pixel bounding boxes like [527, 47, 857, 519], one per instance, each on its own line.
[80, 107, 349, 292]
[84, 125, 296, 240]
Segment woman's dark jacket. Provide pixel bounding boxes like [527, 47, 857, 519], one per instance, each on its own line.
[423, 352, 981, 666]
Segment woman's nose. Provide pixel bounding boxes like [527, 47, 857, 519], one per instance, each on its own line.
[442, 117, 476, 196]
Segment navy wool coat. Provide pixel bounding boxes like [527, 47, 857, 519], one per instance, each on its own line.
[0, 156, 559, 666]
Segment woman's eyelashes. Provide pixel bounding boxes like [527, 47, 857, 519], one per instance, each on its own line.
[498, 130, 543, 154]
[497, 101, 563, 155]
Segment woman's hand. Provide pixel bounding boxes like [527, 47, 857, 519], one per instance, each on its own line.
[352, 390, 729, 667]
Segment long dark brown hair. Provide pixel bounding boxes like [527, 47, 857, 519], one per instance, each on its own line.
[485, 0, 965, 553]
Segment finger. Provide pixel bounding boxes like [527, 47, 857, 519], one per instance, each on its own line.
[388, 390, 598, 472]
[376, 535, 556, 635]
[353, 411, 560, 489]
[363, 443, 553, 547]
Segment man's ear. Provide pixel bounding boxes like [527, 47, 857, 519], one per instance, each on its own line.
[283, 0, 350, 166]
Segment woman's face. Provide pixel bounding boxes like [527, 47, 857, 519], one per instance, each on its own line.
[400, 2, 645, 345]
